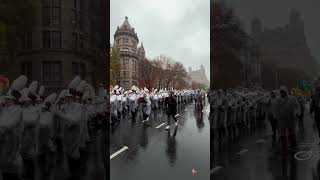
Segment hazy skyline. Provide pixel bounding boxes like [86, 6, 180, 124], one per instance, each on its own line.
[224, 0, 320, 63]
[111, 0, 210, 81]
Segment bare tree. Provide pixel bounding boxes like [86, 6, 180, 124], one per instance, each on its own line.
[153, 55, 170, 88]
[212, 2, 249, 89]
[139, 55, 190, 90]
[110, 48, 121, 85]
[138, 58, 159, 89]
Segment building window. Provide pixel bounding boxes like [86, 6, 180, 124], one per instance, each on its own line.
[123, 81, 130, 88]
[17, 32, 32, 49]
[43, 31, 61, 48]
[131, 49, 136, 54]
[74, 0, 80, 9]
[72, 10, 81, 28]
[72, 33, 83, 50]
[123, 71, 129, 78]
[117, 39, 120, 45]
[123, 59, 129, 70]
[123, 38, 129, 44]
[52, 31, 61, 48]
[116, 81, 120, 85]
[72, 62, 86, 78]
[132, 60, 136, 70]
[42, 61, 62, 82]
[42, 0, 61, 26]
[21, 62, 32, 79]
[132, 81, 137, 86]
[72, 0, 81, 28]
[52, 7, 61, 25]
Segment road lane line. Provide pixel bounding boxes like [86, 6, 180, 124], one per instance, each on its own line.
[256, 139, 267, 144]
[110, 146, 129, 160]
[156, 123, 166, 129]
[175, 114, 180, 117]
[210, 166, 222, 174]
[236, 149, 248, 155]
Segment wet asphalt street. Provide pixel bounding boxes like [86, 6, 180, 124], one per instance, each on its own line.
[110, 102, 210, 180]
[40, 133, 106, 180]
[0, 132, 107, 180]
[212, 106, 320, 180]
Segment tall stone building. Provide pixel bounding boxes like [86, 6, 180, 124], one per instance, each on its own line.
[188, 65, 210, 87]
[113, 16, 145, 90]
[0, 0, 108, 92]
[251, 9, 319, 77]
[238, 38, 262, 87]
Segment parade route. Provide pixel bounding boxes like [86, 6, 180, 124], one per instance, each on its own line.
[212, 113, 320, 180]
[110, 102, 210, 180]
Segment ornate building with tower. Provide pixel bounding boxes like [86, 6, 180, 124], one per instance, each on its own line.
[112, 16, 145, 90]
[251, 9, 319, 78]
[188, 65, 210, 88]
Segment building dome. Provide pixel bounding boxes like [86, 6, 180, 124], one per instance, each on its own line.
[120, 16, 132, 30]
[114, 16, 139, 41]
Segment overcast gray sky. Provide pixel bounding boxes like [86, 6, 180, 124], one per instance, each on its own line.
[110, 0, 210, 81]
[224, 0, 320, 63]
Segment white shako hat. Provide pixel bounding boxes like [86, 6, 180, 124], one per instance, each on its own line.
[5, 75, 28, 100]
[144, 87, 149, 93]
[19, 88, 31, 102]
[113, 85, 119, 91]
[68, 76, 82, 97]
[37, 85, 45, 101]
[56, 89, 67, 103]
[28, 81, 38, 95]
[44, 93, 57, 107]
[68, 76, 82, 89]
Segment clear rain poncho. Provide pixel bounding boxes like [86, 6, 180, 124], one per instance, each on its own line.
[128, 94, 138, 113]
[141, 95, 151, 116]
[21, 104, 40, 158]
[56, 102, 84, 159]
[0, 104, 23, 174]
[38, 107, 56, 154]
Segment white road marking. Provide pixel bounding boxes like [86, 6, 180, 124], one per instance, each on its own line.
[184, 109, 187, 111]
[110, 146, 129, 160]
[175, 114, 180, 117]
[156, 123, 166, 129]
[210, 166, 223, 174]
[192, 168, 198, 175]
[298, 142, 318, 148]
[256, 139, 267, 144]
[236, 149, 248, 155]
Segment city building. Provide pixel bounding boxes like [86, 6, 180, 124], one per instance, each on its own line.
[251, 9, 319, 78]
[112, 16, 145, 90]
[188, 65, 210, 88]
[0, 0, 108, 92]
[238, 38, 262, 87]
